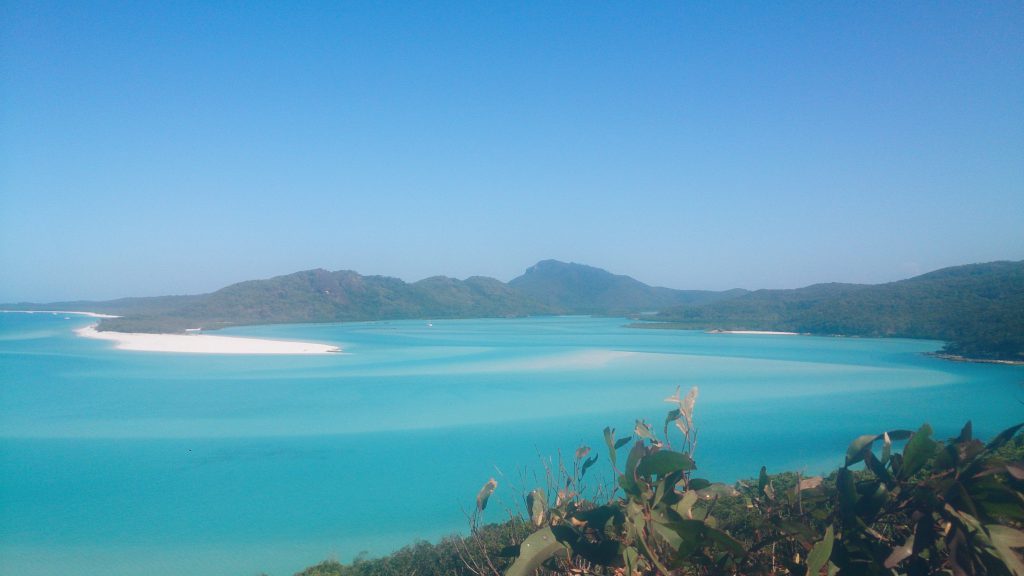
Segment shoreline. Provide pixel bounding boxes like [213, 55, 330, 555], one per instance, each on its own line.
[2, 309, 121, 319]
[705, 329, 800, 336]
[927, 352, 1024, 366]
[628, 323, 1021, 366]
[75, 325, 342, 355]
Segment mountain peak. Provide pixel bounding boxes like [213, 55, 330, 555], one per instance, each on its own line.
[510, 260, 738, 313]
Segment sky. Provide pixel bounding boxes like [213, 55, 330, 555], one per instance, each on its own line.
[1, 1, 1022, 302]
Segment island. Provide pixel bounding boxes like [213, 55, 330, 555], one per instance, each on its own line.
[3, 259, 1021, 362]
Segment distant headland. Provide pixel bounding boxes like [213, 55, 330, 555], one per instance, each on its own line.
[4, 259, 1022, 362]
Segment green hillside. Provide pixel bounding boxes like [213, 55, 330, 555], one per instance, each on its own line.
[5, 259, 1020, 361]
[648, 260, 1024, 361]
[508, 260, 746, 313]
[94, 269, 558, 332]
[2, 294, 204, 317]
[8, 261, 742, 333]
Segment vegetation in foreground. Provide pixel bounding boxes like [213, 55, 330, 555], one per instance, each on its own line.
[294, 388, 1024, 576]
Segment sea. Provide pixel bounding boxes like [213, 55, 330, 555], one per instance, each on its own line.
[1, 312, 1021, 576]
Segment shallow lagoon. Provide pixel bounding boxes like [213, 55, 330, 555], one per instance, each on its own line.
[1, 313, 1021, 576]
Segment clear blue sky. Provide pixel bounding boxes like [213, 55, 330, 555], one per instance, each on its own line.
[2, 1, 1022, 301]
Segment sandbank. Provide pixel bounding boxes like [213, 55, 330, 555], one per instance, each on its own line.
[76, 325, 341, 355]
[2, 309, 120, 319]
[707, 329, 800, 336]
[929, 353, 1024, 366]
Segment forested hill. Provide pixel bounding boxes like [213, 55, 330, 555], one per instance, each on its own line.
[2, 294, 204, 317]
[82, 269, 560, 333]
[509, 260, 746, 313]
[7, 261, 733, 333]
[5, 259, 1021, 361]
[649, 260, 1024, 361]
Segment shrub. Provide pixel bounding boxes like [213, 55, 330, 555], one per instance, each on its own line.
[501, 389, 1024, 575]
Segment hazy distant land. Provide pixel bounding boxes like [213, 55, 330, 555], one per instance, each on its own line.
[4, 259, 1022, 362]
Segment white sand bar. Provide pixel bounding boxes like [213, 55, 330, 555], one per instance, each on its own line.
[3, 309, 120, 318]
[709, 330, 800, 336]
[76, 325, 341, 354]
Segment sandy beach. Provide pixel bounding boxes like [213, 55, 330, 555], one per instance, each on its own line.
[76, 325, 342, 354]
[708, 329, 800, 336]
[2, 309, 120, 319]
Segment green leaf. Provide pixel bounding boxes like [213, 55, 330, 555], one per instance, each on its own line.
[504, 527, 569, 576]
[665, 408, 681, 426]
[958, 421, 973, 443]
[637, 450, 695, 478]
[581, 455, 598, 479]
[526, 489, 546, 527]
[688, 478, 711, 491]
[775, 519, 815, 539]
[658, 520, 702, 557]
[887, 429, 914, 441]
[972, 479, 1024, 522]
[864, 451, 892, 485]
[855, 480, 888, 521]
[614, 436, 633, 450]
[883, 534, 914, 569]
[604, 427, 617, 468]
[846, 434, 879, 467]
[986, 423, 1024, 452]
[660, 519, 745, 558]
[635, 419, 657, 442]
[934, 444, 958, 470]
[703, 524, 745, 557]
[574, 505, 621, 531]
[653, 475, 672, 507]
[912, 514, 937, 555]
[844, 428, 912, 467]
[836, 468, 857, 527]
[622, 546, 639, 576]
[549, 524, 619, 566]
[1007, 463, 1024, 480]
[807, 525, 834, 575]
[987, 524, 1024, 576]
[673, 490, 700, 518]
[632, 520, 673, 575]
[619, 441, 645, 495]
[988, 524, 1024, 548]
[899, 423, 937, 480]
[953, 480, 981, 518]
[652, 519, 684, 550]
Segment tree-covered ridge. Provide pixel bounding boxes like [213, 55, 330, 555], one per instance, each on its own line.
[96, 269, 562, 332]
[508, 260, 747, 314]
[649, 260, 1024, 361]
[5, 260, 742, 333]
[4, 259, 1021, 360]
[2, 294, 205, 317]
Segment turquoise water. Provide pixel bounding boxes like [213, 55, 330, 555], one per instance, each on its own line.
[1, 313, 1021, 576]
